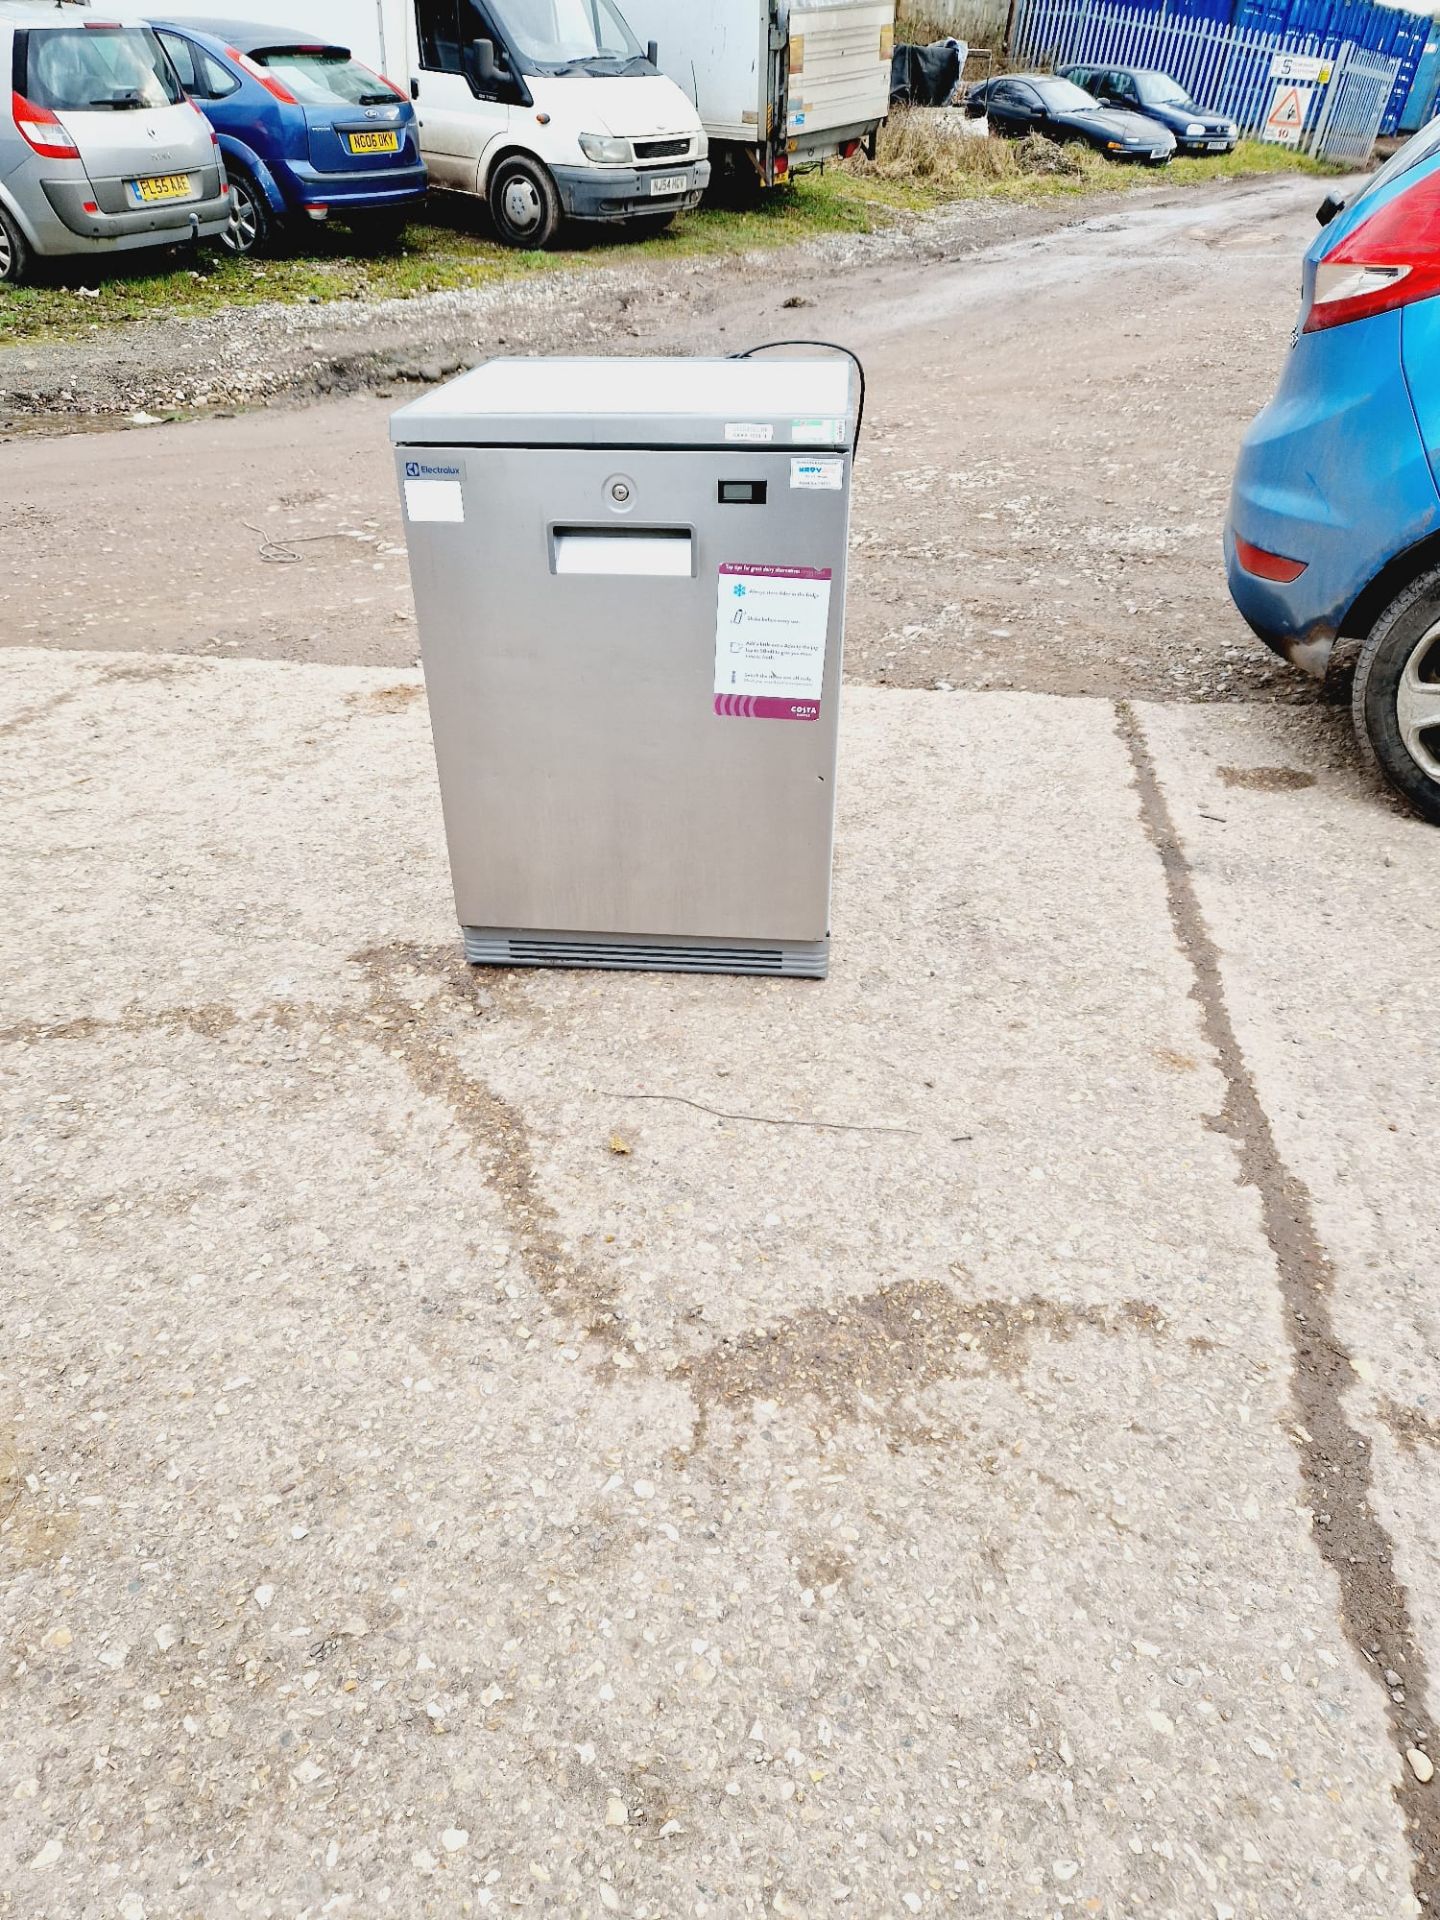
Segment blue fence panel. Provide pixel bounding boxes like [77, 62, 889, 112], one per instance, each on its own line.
[1010, 0, 1401, 158]
[1099, 0, 1429, 131]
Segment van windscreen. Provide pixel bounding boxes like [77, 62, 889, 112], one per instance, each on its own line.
[489, 0, 644, 74]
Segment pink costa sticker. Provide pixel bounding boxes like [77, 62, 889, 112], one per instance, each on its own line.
[714, 694, 820, 723]
[714, 563, 832, 719]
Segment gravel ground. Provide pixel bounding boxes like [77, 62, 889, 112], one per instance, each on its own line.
[0, 192, 1111, 429]
[1, 173, 1344, 703]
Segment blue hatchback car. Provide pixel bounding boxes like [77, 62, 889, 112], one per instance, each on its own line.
[1227, 116, 1440, 823]
[148, 17, 427, 255]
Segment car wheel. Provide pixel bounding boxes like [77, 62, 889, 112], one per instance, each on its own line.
[221, 169, 272, 258]
[0, 203, 30, 286]
[488, 155, 562, 249]
[1352, 568, 1440, 824]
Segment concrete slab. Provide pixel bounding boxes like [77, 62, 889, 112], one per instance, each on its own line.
[0, 655, 1417, 1916]
[1141, 697, 1440, 1815]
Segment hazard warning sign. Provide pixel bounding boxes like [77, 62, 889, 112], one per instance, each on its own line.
[1262, 81, 1312, 146]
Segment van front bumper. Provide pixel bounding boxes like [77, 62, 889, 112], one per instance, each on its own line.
[552, 160, 710, 222]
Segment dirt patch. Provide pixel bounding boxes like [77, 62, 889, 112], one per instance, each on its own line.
[1218, 765, 1318, 791]
[673, 1277, 1165, 1448]
[1118, 699, 1440, 1905]
[348, 942, 631, 1355]
[347, 683, 423, 715]
[0, 1003, 242, 1047]
[0, 1430, 79, 1567]
[1377, 1399, 1440, 1455]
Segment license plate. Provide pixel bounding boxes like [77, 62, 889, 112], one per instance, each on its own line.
[649, 172, 687, 196]
[129, 173, 191, 204]
[347, 130, 401, 154]
[1207, 139, 1229, 149]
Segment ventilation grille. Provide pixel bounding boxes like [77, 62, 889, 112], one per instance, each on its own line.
[634, 137, 692, 161]
[463, 930, 828, 978]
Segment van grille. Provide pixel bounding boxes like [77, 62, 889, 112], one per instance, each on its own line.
[634, 137, 691, 161]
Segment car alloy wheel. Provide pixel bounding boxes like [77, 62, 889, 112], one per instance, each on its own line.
[1353, 567, 1440, 824]
[1394, 617, 1440, 783]
[223, 177, 262, 256]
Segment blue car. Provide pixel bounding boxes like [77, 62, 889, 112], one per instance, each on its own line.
[1227, 116, 1440, 823]
[148, 18, 427, 255]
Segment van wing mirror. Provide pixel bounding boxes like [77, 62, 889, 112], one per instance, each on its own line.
[471, 37, 498, 86]
[646, 39, 659, 67]
[1316, 191, 1346, 227]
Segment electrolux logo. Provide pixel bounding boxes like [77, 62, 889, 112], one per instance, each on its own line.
[404, 460, 463, 480]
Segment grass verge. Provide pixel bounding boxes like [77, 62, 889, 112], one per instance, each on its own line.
[0, 120, 1342, 351]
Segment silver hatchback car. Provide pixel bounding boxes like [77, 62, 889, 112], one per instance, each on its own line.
[0, 1, 229, 283]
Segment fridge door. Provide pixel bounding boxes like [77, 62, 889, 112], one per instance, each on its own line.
[400, 442, 850, 944]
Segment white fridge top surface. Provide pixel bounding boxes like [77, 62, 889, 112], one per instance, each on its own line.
[390, 355, 858, 450]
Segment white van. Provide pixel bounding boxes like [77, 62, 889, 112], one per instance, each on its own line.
[622, 0, 893, 191]
[165, 0, 709, 246]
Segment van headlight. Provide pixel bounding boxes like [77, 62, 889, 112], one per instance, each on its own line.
[579, 133, 633, 165]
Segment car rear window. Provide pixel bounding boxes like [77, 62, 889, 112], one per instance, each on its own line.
[1347, 114, 1440, 214]
[19, 26, 182, 112]
[251, 47, 395, 106]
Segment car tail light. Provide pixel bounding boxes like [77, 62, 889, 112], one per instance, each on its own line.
[11, 91, 80, 160]
[1234, 535, 1308, 583]
[1304, 167, 1440, 333]
[227, 47, 298, 105]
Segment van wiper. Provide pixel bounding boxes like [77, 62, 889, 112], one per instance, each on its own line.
[547, 53, 643, 77]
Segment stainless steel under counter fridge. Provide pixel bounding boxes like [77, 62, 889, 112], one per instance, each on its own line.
[392, 353, 859, 977]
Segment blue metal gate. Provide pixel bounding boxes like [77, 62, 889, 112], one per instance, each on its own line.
[1009, 0, 1400, 160]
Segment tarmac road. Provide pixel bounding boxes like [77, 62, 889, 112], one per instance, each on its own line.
[4, 175, 1440, 1919]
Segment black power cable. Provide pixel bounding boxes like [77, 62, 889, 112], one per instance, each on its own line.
[728, 339, 867, 453]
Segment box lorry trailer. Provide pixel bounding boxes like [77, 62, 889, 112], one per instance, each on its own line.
[160, 0, 709, 244]
[619, 0, 893, 189]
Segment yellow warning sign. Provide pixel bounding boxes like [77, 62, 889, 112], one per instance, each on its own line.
[1263, 81, 1312, 145]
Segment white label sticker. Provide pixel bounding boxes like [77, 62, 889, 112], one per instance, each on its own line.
[725, 422, 775, 444]
[792, 417, 845, 443]
[713, 563, 832, 721]
[404, 478, 465, 523]
[1270, 51, 1327, 80]
[791, 457, 844, 491]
